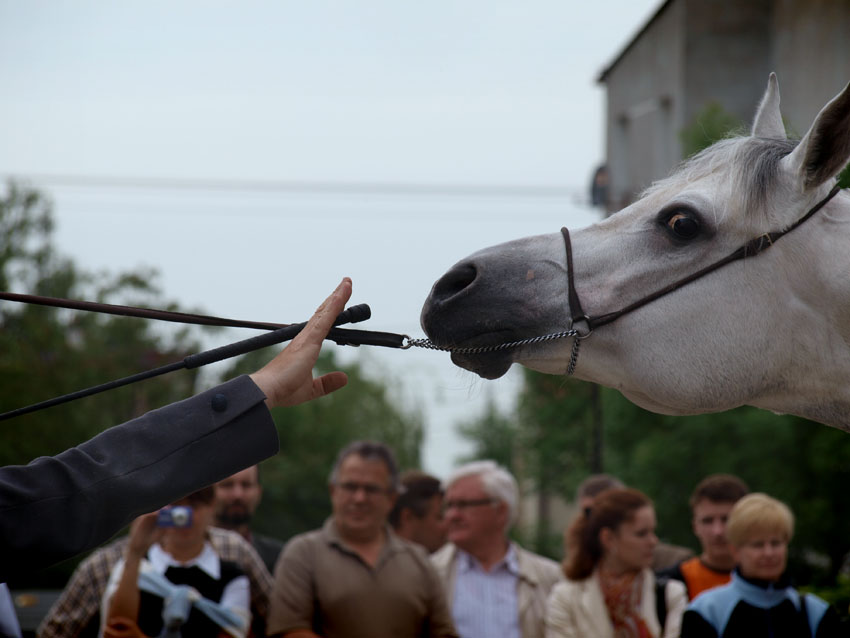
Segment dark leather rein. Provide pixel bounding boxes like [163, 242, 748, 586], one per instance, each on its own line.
[560, 184, 842, 363]
[0, 185, 841, 418]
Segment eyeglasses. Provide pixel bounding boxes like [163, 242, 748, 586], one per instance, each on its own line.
[336, 481, 392, 497]
[442, 498, 498, 512]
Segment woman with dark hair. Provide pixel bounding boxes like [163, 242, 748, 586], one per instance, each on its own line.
[546, 488, 686, 638]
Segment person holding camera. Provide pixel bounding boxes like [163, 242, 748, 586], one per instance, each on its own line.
[101, 486, 252, 638]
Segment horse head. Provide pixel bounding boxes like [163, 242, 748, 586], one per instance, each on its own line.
[421, 74, 850, 430]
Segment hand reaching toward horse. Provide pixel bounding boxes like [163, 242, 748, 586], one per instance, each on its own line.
[249, 278, 351, 408]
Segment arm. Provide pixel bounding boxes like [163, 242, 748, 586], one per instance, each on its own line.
[104, 513, 162, 626]
[544, 583, 579, 638]
[0, 279, 352, 581]
[38, 539, 127, 638]
[266, 536, 322, 638]
[662, 579, 688, 638]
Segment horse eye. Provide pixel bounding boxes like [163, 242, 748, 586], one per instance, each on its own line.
[666, 212, 700, 239]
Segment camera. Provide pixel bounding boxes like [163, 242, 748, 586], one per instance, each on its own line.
[156, 505, 193, 528]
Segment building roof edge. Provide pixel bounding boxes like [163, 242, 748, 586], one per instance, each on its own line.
[597, 0, 673, 84]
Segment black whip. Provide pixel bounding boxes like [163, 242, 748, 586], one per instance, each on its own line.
[0, 302, 395, 421]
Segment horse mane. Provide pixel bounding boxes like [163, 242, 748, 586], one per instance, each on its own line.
[643, 136, 799, 227]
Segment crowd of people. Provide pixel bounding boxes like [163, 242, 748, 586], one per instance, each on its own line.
[1, 281, 845, 637]
[20, 460, 845, 638]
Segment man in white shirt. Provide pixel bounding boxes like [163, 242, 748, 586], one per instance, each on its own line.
[431, 461, 561, 638]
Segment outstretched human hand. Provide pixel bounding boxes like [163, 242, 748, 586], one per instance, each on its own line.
[249, 278, 351, 408]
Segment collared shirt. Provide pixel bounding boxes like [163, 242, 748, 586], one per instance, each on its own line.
[452, 545, 521, 638]
[268, 518, 457, 638]
[38, 527, 272, 638]
[148, 541, 249, 612]
[102, 541, 251, 634]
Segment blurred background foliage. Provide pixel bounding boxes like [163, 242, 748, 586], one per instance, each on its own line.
[460, 369, 850, 618]
[0, 181, 424, 588]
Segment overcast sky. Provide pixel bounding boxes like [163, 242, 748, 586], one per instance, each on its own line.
[0, 1, 661, 476]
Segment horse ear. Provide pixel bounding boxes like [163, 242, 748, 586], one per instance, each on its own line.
[782, 80, 850, 191]
[752, 73, 786, 139]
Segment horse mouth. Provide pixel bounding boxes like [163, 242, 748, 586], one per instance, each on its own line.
[450, 349, 513, 379]
[422, 329, 516, 379]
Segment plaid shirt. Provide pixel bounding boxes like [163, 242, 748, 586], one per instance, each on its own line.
[37, 527, 273, 638]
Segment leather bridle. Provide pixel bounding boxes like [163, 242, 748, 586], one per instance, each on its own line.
[0, 185, 842, 418]
[560, 184, 842, 366]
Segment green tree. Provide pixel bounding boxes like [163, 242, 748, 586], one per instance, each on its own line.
[681, 102, 849, 188]
[219, 347, 425, 541]
[456, 395, 518, 470]
[0, 182, 212, 585]
[680, 102, 742, 158]
[599, 388, 850, 587]
[457, 369, 598, 559]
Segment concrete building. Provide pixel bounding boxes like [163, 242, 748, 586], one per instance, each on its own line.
[597, 0, 850, 213]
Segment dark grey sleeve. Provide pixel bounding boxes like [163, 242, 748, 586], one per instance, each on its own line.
[0, 375, 279, 581]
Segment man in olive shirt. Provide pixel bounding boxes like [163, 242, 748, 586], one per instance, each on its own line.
[267, 441, 457, 638]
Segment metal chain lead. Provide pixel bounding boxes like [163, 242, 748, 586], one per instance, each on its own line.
[402, 329, 583, 376]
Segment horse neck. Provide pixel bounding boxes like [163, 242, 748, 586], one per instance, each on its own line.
[766, 190, 850, 431]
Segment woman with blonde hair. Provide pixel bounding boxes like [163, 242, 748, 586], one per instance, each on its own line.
[681, 492, 841, 637]
[546, 487, 686, 638]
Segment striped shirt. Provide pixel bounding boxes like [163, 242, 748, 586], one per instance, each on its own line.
[452, 545, 521, 638]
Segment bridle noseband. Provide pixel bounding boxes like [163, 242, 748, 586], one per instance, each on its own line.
[560, 184, 842, 374]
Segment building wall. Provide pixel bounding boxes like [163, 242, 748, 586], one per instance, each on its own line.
[600, 0, 849, 214]
[682, 0, 773, 127]
[603, 1, 685, 211]
[770, 0, 850, 135]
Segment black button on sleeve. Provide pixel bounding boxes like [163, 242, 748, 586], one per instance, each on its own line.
[211, 393, 228, 413]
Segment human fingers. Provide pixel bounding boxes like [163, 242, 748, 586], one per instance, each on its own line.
[295, 277, 352, 347]
[250, 278, 352, 407]
[311, 371, 349, 399]
[127, 512, 163, 556]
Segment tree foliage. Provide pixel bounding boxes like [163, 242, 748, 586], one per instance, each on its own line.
[680, 102, 849, 187]
[679, 102, 743, 158]
[456, 395, 517, 470]
[0, 182, 206, 467]
[1, 180, 426, 584]
[0, 181, 215, 585]
[459, 371, 850, 587]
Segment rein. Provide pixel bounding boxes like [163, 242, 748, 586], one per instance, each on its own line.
[565, 184, 842, 333]
[412, 183, 843, 375]
[0, 185, 841, 419]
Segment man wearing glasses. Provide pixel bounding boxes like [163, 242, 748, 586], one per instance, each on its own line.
[432, 460, 562, 638]
[267, 440, 457, 638]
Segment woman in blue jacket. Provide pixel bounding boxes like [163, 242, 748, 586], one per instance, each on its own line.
[681, 493, 841, 638]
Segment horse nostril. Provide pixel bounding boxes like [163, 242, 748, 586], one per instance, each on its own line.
[431, 263, 477, 303]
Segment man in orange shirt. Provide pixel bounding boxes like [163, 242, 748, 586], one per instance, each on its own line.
[658, 474, 749, 600]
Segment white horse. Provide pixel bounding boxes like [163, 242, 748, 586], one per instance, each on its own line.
[421, 74, 850, 431]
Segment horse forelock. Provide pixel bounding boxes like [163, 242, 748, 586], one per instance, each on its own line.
[643, 136, 799, 229]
